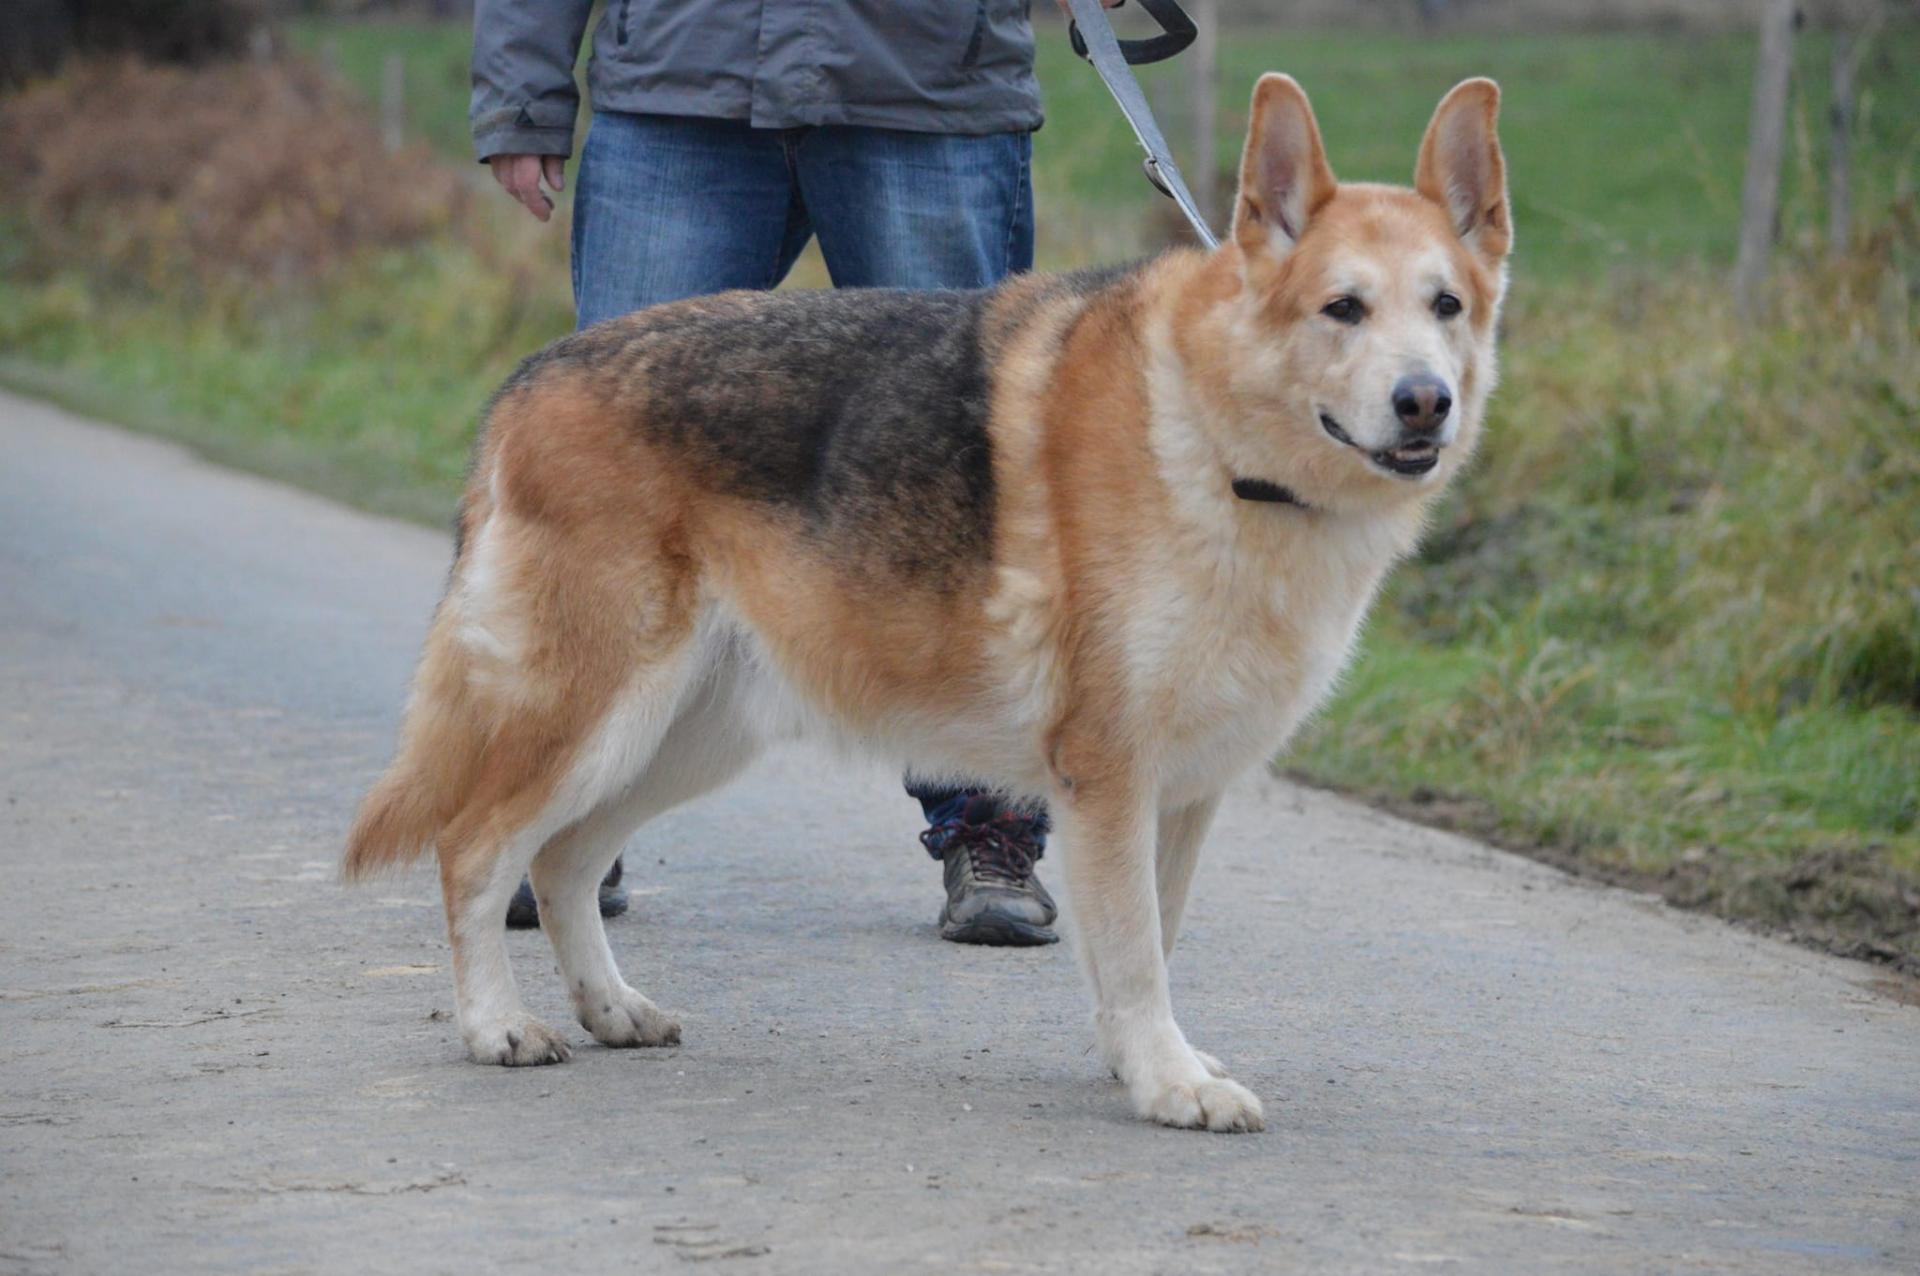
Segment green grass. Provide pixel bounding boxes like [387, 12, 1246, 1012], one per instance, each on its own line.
[294, 17, 483, 167]
[0, 235, 574, 524]
[1304, 620, 1919, 875]
[7, 21, 1920, 969]
[1286, 252, 1920, 964]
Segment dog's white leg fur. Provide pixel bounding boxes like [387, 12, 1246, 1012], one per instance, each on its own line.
[1055, 785, 1263, 1132]
[530, 659, 763, 1050]
[1154, 793, 1230, 1080]
[453, 819, 575, 1066]
[455, 641, 703, 1065]
[529, 809, 680, 1050]
[1155, 792, 1223, 960]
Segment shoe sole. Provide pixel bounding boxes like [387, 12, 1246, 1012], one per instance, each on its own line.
[939, 912, 1059, 947]
[505, 891, 629, 931]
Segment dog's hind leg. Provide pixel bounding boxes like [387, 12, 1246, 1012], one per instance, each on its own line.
[411, 362, 720, 1065]
[530, 646, 764, 1049]
[432, 509, 703, 1064]
[440, 816, 577, 1066]
[532, 804, 682, 1051]
[439, 646, 698, 1065]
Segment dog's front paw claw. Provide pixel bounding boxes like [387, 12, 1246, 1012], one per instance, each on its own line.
[1141, 1076, 1265, 1133]
[467, 1018, 572, 1067]
[581, 990, 680, 1048]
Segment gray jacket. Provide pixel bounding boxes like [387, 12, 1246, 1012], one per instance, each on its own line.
[471, 1, 1044, 162]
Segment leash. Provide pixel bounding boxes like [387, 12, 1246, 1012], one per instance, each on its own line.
[1071, 1, 1298, 510]
[1065, 0, 1219, 250]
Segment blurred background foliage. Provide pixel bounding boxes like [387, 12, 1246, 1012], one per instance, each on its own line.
[1, 0, 1915, 968]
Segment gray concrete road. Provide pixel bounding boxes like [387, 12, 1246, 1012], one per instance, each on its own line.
[1, 390, 1916, 1275]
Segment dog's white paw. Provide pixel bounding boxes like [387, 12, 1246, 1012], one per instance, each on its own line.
[466, 1016, 572, 1067]
[1191, 1048, 1229, 1079]
[1138, 1074, 1265, 1133]
[1131, 1052, 1225, 1082]
[579, 988, 680, 1049]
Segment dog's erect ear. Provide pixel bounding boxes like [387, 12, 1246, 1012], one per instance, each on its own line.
[1233, 74, 1337, 259]
[1415, 78, 1510, 263]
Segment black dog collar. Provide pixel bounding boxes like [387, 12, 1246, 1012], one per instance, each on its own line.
[1231, 477, 1309, 509]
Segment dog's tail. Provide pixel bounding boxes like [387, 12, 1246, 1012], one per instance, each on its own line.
[342, 608, 487, 880]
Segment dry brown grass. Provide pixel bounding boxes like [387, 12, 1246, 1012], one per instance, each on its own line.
[0, 57, 471, 290]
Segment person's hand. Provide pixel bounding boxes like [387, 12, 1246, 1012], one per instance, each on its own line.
[488, 154, 567, 223]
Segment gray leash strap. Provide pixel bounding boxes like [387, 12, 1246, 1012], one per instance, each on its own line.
[1064, 0, 1220, 250]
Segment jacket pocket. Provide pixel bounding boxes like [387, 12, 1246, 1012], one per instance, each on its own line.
[960, 0, 989, 69]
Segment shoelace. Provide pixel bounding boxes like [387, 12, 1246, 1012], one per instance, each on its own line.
[919, 815, 1040, 886]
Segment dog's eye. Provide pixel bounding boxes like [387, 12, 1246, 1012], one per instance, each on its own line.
[1321, 297, 1364, 324]
[1434, 292, 1463, 319]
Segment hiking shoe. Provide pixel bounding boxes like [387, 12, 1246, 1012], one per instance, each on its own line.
[922, 795, 1058, 946]
[504, 856, 629, 930]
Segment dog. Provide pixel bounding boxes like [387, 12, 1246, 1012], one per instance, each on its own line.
[344, 74, 1511, 1132]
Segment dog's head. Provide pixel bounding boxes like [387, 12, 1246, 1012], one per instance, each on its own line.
[1197, 75, 1510, 512]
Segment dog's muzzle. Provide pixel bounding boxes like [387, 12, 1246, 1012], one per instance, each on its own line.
[1321, 412, 1442, 478]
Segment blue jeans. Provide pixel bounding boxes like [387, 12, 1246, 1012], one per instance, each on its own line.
[572, 112, 1033, 324]
[570, 111, 1044, 850]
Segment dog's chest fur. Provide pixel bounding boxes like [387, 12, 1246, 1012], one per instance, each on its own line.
[1124, 516, 1392, 804]
[1127, 357, 1412, 802]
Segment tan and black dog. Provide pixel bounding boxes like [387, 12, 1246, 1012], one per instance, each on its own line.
[345, 74, 1511, 1132]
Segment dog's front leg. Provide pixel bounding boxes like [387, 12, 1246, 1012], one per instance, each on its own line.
[1054, 775, 1263, 1132]
[1156, 792, 1222, 961]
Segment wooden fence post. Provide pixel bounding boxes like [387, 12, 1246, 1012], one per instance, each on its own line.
[1828, 3, 1887, 258]
[1828, 28, 1856, 257]
[381, 51, 406, 154]
[1187, 0, 1220, 229]
[1734, 0, 1798, 319]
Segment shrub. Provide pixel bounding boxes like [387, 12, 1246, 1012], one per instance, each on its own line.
[1, 0, 266, 88]
[0, 57, 470, 291]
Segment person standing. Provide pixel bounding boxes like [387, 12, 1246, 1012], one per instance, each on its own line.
[473, 0, 1071, 945]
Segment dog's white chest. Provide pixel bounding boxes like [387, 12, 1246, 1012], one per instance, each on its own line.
[1131, 542, 1379, 803]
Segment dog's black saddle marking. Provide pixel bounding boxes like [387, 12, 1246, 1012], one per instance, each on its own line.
[495, 265, 1142, 587]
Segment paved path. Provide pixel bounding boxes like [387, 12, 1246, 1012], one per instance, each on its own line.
[1, 391, 1916, 1274]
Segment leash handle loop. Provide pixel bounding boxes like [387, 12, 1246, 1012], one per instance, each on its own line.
[1069, 0, 1198, 66]
[1065, 0, 1219, 249]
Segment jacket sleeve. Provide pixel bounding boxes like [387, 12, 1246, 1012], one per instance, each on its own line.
[470, 0, 596, 162]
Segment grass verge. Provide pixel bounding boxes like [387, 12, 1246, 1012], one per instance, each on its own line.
[0, 235, 571, 524]
[1288, 245, 1920, 972]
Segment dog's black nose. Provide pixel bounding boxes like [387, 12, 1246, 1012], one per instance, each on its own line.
[1392, 373, 1453, 433]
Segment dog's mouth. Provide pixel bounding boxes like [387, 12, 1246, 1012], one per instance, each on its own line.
[1320, 413, 1441, 479]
